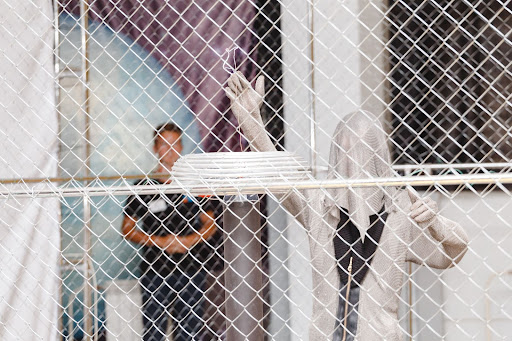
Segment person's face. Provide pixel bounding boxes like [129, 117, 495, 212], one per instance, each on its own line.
[153, 130, 183, 169]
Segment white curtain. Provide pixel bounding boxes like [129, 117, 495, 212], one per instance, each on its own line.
[0, 1, 59, 340]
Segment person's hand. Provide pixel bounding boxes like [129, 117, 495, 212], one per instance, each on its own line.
[408, 188, 439, 229]
[224, 71, 265, 125]
[156, 234, 187, 255]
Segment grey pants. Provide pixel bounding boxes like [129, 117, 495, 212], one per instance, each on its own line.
[333, 286, 360, 341]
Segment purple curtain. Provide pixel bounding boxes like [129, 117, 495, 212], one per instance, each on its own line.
[65, 0, 257, 152]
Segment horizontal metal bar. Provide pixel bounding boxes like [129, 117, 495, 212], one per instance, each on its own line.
[392, 163, 512, 170]
[312, 163, 512, 174]
[0, 174, 161, 184]
[1, 172, 511, 198]
[57, 69, 83, 79]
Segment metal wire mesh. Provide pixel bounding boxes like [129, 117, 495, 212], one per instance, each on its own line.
[0, 0, 511, 340]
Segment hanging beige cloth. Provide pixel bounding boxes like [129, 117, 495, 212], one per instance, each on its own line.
[225, 72, 469, 341]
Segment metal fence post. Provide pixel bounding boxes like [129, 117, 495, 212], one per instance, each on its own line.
[223, 194, 264, 341]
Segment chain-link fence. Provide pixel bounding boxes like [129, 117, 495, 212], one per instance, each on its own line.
[0, 0, 511, 340]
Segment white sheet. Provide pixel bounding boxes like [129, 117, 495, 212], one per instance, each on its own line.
[0, 1, 59, 339]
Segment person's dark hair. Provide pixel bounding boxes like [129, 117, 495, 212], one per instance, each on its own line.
[153, 123, 183, 141]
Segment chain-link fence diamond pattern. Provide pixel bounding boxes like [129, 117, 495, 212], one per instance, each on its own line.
[0, 0, 511, 340]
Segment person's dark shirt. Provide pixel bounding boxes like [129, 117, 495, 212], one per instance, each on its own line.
[124, 178, 213, 276]
[333, 206, 388, 286]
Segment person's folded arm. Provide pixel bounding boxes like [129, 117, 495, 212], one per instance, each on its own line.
[177, 209, 217, 249]
[121, 214, 186, 254]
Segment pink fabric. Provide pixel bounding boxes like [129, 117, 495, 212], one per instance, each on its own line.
[66, 0, 257, 151]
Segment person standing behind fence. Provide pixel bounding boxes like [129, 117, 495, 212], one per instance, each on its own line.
[121, 123, 216, 341]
